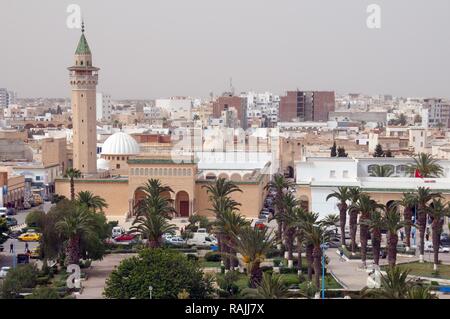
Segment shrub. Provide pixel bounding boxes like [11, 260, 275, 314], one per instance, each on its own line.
[204, 252, 222, 262]
[186, 254, 199, 261]
[26, 287, 60, 299]
[104, 248, 213, 299]
[0, 264, 38, 299]
[273, 258, 282, 267]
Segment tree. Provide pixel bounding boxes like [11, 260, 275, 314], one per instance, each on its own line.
[242, 272, 291, 299]
[373, 144, 384, 157]
[427, 199, 450, 271]
[214, 209, 250, 269]
[396, 193, 417, 250]
[330, 141, 337, 157]
[303, 223, 333, 289]
[104, 248, 213, 299]
[383, 207, 405, 267]
[277, 192, 299, 266]
[0, 264, 38, 299]
[76, 191, 108, 213]
[397, 113, 407, 126]
[337, 146, 348, 158]
[351, 194, 381, 267]
[0, 218, 9, 245]
[26, 287, 60, 299]
[264, 174, 294, 246]
[361, 210, 384, 267]
[413, 114, 422, 124]
[348, 187, 361, 253]
[187, 214, 211, 233]
[55, 205, 97, 265]
[64, 168, 82, 201]
[408, 153, 444, 178]
[297, 211, 319, 281]
[326, 187, 351, 248]
[231, 227, 274, 288]
[370, 165, 394, 177]
[362, 267, 413, 299]
[414, 187, 441, 262]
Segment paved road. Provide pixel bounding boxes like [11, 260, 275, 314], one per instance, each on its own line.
[77, 253, 135, 299]
[0, 202, 53, 268]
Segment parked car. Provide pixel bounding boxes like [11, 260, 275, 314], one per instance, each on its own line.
[187, 232, 217, 247]
[111, 226, 125, 238]
[18, 232, 41, 242]
[441, 233, 450, 247]
[30, 246, 40, 259]
[165, 236, 186, 246]
[6, 208, 16, 216]
[0, 266, 10, 279]
[114, 233, 136, 242]
[9, 230, 22, 239]
[6, 217, 18, 227]
[17, 254, 29, 265]
[424, 242, 450, 253]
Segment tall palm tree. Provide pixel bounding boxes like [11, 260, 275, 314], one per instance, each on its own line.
[76, 191, 108, 213]
[55, 206, 95, 265]
[351, 194, 381, 267]
[414, 187, 441, 262]
[64, 168, 81, 201]
[396, 192, 417, 250]
[265, 174, 294, 245]
[215, 209, 250, 270]
[303, 223, 333, 289]
[203, 178, 242, 263]
[321, 214, 340, 234]
[297, 211, 319, 280]
[383, 208, 405, 267]
[348, 187, 361, 253]
[231, 226, 274, 288]
[360, 209, 384, 268]
[278, 192, 299, 266]
[326, 187, 351, 248]
[427, 199, 450, 271]
[370, 165, 394, 177]
[131, 210, 177, 248]
[291, 207, 308, 275]
[242, 272, 291, 299]
[408, 153, 444, 178]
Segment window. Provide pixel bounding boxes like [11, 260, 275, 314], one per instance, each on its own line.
[330, 170, 336, 178]
[116, 164, 120, 169]
[343, 170, 349, 178]
[36, 176, 41, 181]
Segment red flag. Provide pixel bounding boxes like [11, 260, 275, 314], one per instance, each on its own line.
[415, 169, 423, 178]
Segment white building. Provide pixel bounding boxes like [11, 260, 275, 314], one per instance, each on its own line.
[96, 93, 113, 122]
[422, 98, 450, 128]
[155, 97, 199, 121]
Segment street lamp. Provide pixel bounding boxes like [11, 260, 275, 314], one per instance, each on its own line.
[321, 232, 327, 300]
[2, 232, 16, 269]
[149, 286, 153, 299]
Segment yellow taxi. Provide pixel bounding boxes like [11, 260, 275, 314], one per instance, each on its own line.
[18, 232, 41, 242]
[30, 246, 40, 259]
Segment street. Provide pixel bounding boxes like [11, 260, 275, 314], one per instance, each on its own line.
[0, 201, 53, 269]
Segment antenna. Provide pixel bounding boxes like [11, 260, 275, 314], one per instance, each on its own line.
[230, 77, 235, 96]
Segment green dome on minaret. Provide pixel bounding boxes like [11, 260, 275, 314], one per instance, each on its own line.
[75, 21, 91, 55]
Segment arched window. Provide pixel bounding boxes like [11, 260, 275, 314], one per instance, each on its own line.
[149, 168, 153, 175]
[145, 168, 149, 176]
[164, 168, 167, 176]
[140, 168, 144, 176]
[367, 164, 380, 175]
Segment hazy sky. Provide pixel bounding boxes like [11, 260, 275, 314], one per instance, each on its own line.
[1, 0, 449, 99]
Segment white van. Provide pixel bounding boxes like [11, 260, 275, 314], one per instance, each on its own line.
[0, 207, 7, 219]
[187, 232, 217, 247]
[112, 226, 125, 238]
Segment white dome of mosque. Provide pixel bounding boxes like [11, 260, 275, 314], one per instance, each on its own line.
[101, 132, 140, 155]
[97, 158, 110, 170]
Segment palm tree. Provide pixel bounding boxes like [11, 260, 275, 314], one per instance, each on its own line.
[203, 178, 242, 264]
[408, 153, 444, 178]
[396, 193, 417, 250]
[265, 174, 294, 245]
[414, 187, 441, 262]
[297, 211, 319, 280]
[326, 187, 351, 248]
[64, 168, 81, 201]
[363, 267, 412, 299]
[56, 206, 95, 265]
[321, 214, 339, 235]
[370, 165, 394, 177]
[351, 194, 380, 267]
[291, 207, 308, 275]
[242, 272, 291, 299]
[348, 187, 361, 253]
[406, 285, 437, 299]
[231, 226, 274, 288]
[76, 191, 108, 213]
[303, 223, 333, 289]
[383, 207, 405, 267]
[360, 209, 384, 268]
[215, 209, 250, 270]
[278, 192, 299, 267]
[131, 209, 177, 248]
[427, 199, 450, 271]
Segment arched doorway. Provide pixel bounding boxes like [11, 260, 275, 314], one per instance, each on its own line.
[133, 188, 147, 216]
[230, 173, 242, 182]
[286, 166, 294, 179]
[175, 191, 190, 217]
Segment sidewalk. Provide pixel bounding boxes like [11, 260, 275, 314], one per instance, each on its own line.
[77, 253, 135, 299]
[326, 250, 368, 290]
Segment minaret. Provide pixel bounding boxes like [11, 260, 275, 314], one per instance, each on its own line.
[68, 22, 99, 175]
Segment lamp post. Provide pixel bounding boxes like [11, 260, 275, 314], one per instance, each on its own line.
[149, 286, 153, 299]
[321, 233, 326, 300]
[413, 204, 417, 246]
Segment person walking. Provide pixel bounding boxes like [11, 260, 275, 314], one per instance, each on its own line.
[25, 242, 29, 252]
[9, 242, 14, 253]
[400, 231, 404, 242]
[339, 249, 345, 261]
[425, 228, 430, 242]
